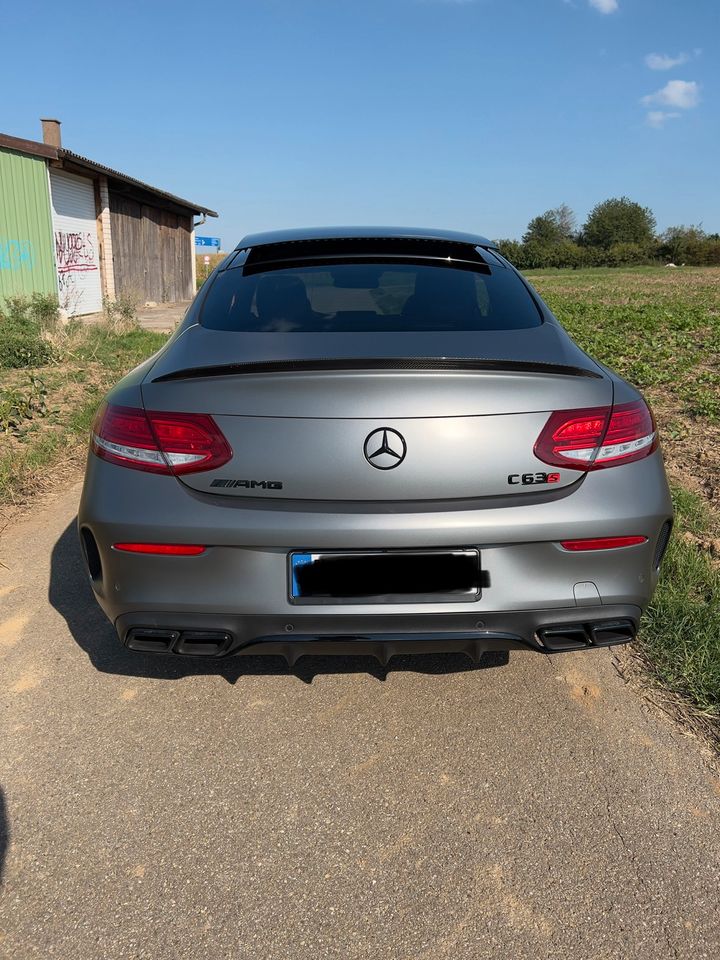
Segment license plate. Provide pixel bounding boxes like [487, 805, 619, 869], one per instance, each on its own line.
[289, 549, 481, 605]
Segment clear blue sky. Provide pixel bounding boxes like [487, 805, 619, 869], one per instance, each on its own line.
[3, 0, 717, 248]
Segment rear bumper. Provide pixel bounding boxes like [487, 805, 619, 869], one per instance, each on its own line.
[78, 450, 672, 659]
[116, 605, 641, 661]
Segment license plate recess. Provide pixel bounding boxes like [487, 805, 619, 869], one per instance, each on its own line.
[289, 549, 481, 605]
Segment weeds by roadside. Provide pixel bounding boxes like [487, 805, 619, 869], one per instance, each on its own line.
[530, 267, 720, 732]
[0, 294, 166, 508]
[0, 294, 58, 368]
[102, 295, 139, 334]
[0, 375, 48, 434]
[642, 486, 720, 719]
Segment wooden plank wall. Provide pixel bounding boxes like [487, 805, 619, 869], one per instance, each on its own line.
[109, 193, 192, 302]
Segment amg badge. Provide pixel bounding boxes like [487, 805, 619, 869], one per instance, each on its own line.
[210, 479, 283, 490]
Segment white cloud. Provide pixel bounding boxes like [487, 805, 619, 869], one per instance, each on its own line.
[641, 79, 700, 109]
[646, 110, 681, 128]
[645, 52, 689, 71]
[561, 0, 619, 12]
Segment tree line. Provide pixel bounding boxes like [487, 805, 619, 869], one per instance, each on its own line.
[495, 198, 720, 270]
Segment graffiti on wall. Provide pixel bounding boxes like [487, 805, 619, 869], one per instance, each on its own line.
[55, 231, 98, 274]
[0, 239, 35, 271]
[55, 230, 99, 313]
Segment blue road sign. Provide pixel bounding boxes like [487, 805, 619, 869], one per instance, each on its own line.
[195, 236, 221, 249]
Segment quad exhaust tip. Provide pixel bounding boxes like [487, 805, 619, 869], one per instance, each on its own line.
[125, 628, 232, 657]
[124, 619, 637, 660]
[537, 619, 636, 652]
[125, 628, 180, 653]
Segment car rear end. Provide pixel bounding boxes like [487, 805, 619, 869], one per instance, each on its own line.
[78, 231, 673, 661]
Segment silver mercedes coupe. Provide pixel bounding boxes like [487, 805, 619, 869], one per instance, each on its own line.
[78, 227, 673, 662]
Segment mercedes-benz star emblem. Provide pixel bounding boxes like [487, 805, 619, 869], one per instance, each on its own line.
[364, 428, 407, 470]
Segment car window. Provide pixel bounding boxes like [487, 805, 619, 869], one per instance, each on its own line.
[200, 262, 542, 332]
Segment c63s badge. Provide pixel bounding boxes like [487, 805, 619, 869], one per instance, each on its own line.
[508, 471, 561, 486]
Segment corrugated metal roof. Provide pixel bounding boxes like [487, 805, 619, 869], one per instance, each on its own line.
[61, 150, 218, 217]
[0, 131, 217, 217]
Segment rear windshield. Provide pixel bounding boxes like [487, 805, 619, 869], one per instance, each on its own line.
[200, 261, 542, 333]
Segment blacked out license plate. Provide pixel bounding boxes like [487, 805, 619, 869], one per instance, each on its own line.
[289, 549, 481, 605]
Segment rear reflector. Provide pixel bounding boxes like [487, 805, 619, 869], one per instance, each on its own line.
[92, 404, 232, 475]
[113, 543, 206, 555]
[560, 536, 647, 551]
[535, 400, 657, 470]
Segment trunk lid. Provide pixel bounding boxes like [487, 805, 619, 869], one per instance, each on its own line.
[142, 326, 611, 502]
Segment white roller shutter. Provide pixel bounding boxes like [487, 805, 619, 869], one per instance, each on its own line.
[50, 170, 103, 315]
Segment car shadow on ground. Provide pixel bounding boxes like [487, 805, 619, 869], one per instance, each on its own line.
[49, 520, 509, 684]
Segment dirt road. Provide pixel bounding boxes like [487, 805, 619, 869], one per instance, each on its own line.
[1, 480, 719, 959]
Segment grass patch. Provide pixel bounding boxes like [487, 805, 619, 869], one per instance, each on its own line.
[531, 267, 720, 726]
[0, 294, 58, 368]
[0, 305, 167, 507]
[642, 487, 720, 717]
[530, 267, 720, 422]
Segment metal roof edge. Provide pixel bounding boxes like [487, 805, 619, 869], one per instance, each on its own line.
[1, 131, 217, 216]
[0, 132, 59, 161]
[60, 149, 218, 217]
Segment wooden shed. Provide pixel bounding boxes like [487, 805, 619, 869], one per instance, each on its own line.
[0, 119, 217, 314]
[58, 138, 217, 306]
[108, 195, 194, 304]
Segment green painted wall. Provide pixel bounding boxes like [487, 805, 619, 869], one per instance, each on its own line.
[0, 147, 57, 304]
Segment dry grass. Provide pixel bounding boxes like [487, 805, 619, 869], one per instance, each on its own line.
[0, 325, 168, 519]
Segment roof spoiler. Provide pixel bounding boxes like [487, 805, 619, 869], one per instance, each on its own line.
[153, 357, 603, 383]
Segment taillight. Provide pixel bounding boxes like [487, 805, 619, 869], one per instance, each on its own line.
[91, 404, 232, 475]
[534, 400, 657, 471]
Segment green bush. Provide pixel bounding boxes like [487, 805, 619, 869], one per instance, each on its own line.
[605, 242, 649, 266]
[0, 295, 59, 369]
[1, 294, 59, 330]
[546, 241, 584, 269]
[499, 238, 653, 270]
[27, 293, 61, 330]
[581, 196, 656, 250]
[0, 332, 54, 369]
[495, 239, 524, 266]
[517, 241, 544, 270]
[501, 198, 720, 270]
